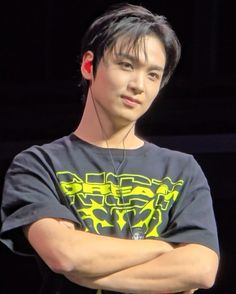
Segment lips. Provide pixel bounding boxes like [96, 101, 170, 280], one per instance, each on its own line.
[121, 95, 141, 107]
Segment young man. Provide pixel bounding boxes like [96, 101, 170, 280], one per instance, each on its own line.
[0, 3, 219, 294]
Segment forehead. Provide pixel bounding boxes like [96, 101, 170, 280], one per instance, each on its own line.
[106, 34, 166, 63]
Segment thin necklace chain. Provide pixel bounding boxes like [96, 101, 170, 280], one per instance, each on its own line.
[89, 87, 143, 239]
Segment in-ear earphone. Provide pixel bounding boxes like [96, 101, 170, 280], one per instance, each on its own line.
[84, 61, 92, 73]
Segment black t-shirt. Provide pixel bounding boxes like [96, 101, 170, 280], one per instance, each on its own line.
[0, 134, 219, 293]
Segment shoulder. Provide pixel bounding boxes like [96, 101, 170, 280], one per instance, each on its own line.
[143, 140, 203, 177]
[145, 140, 195, 163]
[10, 134, 75, 168]
[18, 134, 73, 156]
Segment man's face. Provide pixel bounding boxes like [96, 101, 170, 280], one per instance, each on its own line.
[89, 35, 166, 127]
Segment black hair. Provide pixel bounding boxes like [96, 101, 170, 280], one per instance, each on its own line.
[79, 3, 181, 98]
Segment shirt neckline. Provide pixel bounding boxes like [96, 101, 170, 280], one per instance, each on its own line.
[70, 133, 151, 155]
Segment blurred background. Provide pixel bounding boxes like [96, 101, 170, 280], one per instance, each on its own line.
[0, 0, 235, 292]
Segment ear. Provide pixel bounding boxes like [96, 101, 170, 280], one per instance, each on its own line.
[81, 51, 94, 80]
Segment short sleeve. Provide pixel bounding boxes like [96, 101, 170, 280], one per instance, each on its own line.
[0, 148, 80, 256]
[160, 156, 220, 255]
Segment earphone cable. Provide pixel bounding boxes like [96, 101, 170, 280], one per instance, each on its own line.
[89, 86, 138, 239]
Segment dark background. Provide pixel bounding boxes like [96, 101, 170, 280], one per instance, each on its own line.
[0, 0, 235, 293]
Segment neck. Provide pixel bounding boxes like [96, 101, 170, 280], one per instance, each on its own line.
[74, 97, 143, 149]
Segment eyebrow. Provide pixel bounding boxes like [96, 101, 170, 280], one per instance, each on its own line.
[115, 53, 164, 72]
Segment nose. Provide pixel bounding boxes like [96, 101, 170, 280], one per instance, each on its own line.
[128, 71, 144, 94]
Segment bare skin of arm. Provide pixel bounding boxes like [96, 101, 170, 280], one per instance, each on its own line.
[24, 218, 218, 293]
[68, 244, 218, 293]
[24, 218, 173, 277]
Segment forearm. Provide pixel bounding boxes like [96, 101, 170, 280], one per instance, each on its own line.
[25, 218, 173, 277]
[66, 232, 173, 278]
[72, 244, 218, 293]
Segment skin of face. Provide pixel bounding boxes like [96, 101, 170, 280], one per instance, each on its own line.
[84, 35, 166, 129]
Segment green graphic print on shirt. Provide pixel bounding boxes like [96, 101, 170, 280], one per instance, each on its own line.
[57, 171, 184, 238]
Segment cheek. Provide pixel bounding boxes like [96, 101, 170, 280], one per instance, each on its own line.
[146, 82, 161, 102]
[106, 70, 128, 90]
[93, 70, 110, 94]
[96, 69, 123, 92]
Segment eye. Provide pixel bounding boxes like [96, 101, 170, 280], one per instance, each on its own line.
[148, 72, 160, 81]
[119, 61, 133, 71]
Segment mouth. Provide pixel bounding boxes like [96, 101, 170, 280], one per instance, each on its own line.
[121, 95, 141, 107]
